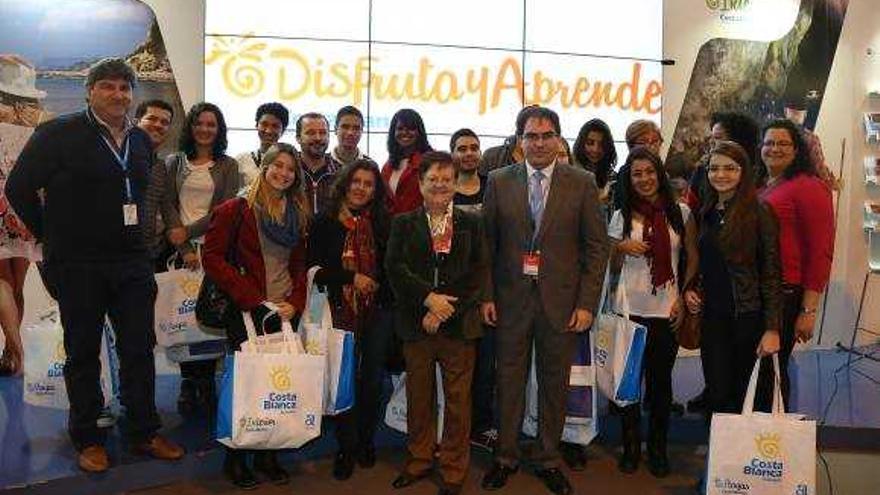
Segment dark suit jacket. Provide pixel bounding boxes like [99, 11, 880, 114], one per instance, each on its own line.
[483, 162, 609, 330]
[385, 206, 487, 342]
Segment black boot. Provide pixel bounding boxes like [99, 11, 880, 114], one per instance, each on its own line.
[177, 378, 198, 415]
[223, 449, 258, 490]
[254, 450, 289, 485]
[618, 405, 641, 474]
[647, 414, 670, 478]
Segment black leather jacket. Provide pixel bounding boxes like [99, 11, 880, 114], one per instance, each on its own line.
[699, 201, 782, 331]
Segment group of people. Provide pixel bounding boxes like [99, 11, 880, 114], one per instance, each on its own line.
[2, 57, 835, 495]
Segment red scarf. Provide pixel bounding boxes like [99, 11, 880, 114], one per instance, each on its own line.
[339, 207, 377, 332]
[633, 197, 674, 291]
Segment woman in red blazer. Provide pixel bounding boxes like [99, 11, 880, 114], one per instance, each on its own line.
[203, 142, 309, 489]
[381, 109, 433, 216]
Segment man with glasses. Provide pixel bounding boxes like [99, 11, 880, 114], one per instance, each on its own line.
[481, 106, 608, 495]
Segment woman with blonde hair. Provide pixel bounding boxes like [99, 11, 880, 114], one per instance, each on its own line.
[203, 142, 310, 489]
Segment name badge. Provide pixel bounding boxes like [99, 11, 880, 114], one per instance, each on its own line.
[522, 252, 540, 277]
[123, 204, 138, 226]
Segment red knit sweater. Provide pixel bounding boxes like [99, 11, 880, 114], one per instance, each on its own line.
[760, 174, 834, 291]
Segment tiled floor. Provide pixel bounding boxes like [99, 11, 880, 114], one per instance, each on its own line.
[1, 345, 878, 493]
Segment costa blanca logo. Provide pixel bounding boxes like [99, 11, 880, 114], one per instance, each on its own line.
[261, 366, 297, 412]
[270, 366, 292, 392]
[743, 432, 784, 481]
[594, 331, 610, 367]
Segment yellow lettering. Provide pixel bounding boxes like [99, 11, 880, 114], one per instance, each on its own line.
[492, 58, 523, 109]
[271, 49, 310, 100]
[328, 62, 351, 97]
[430, 70, 462, 104]
[466, 67, 490, 114]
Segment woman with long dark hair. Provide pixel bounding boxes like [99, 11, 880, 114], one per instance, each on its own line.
[162, 102, 241, 414]
[307, 159, 393, 480]
[381, 109, 433, 216]
[573, 118, 618, 222]
[203, 143, 309, 489]
[684, 112, 760, 212]
[757, 119, 834, 406]
[685, 140, 782, 419]
[609, 146, 698, 477]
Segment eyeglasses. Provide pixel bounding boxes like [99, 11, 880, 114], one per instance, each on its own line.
[762, 140, 794, 148]
[707, 164, 742, 174]
[522, 131, 558, 142]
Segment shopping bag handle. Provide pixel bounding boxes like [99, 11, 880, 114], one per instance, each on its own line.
[741, 354, 784, 416]
[298, 265, 334, 332]
[242, 304, 280, 341]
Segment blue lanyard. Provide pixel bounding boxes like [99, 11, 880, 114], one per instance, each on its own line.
[99, 134, 133, 203]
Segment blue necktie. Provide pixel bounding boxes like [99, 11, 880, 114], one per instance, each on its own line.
[529, 170, 545, 232]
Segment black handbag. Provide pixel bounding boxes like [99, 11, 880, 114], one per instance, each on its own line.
[195, 199, 245, 329]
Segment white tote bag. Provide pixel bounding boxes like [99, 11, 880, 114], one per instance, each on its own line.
[706, 355, 816, 495]
[23, 305, 113, 409]
[298, 266, 355, 415]
[216, 313, 324, 449]
[154, 255, 224, 347]
[592, 266, 647, 407]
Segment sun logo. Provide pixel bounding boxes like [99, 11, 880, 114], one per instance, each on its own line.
[54, 340, 66, 362]
[596, 332, 610, 349]
[305, 340, 323, 355]
[270, 366, 291, 392]
[755, 432, 781, 460]
[179, 276, 201, 299]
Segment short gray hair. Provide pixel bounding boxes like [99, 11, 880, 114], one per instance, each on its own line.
[85, 58, 137, 89]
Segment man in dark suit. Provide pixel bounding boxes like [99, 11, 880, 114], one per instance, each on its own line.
[481, 106, 608, 495]
[385, 151, 487, 495]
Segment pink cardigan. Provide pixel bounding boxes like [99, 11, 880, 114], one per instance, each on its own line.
[760, 174, 834, 292]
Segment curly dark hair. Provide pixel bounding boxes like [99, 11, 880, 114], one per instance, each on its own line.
[618, 146, 684, 238]
[709, 112, 759, 163]
[757, 118, 814, 185]
[255, 102, 290, 129]
[328, 159, 391, 243]
[178, 102, 228, 160]
[386, 109, 432, 169]
[573, 118, 617, 188]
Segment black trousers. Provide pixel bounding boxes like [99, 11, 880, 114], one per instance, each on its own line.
[335, 309, 393, 455]
[52, 258, 160, 450]
[471, 325, 496, 433]
[778, 284, 803, 408]
[701, 310, 774, 417]
[630, 316, 678, 426]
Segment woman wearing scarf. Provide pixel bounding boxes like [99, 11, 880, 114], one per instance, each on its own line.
[307, 159, 392, 481]
[608, 146, 698, 478]
[203, 143, 309, 489]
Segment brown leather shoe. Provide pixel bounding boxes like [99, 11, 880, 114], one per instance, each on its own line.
[78, 445, 109, 473]
[133, 435, 184, 460]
